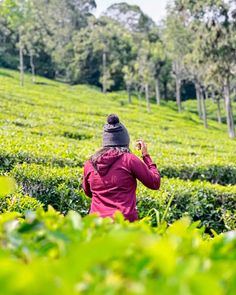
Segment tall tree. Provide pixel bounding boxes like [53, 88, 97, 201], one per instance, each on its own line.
[1, 0, 33, 86]
[72, 17, 134, 91]
[163, 8, 192, 112]
[175, 0, 236, 138]
[150, 41, 166, 105]
[123, 64, 136, 103]
[136, 40, 154, 113]
[0, 13, 18, 69]
[104, 2, 156, 34]
[32, 0, 96, 80]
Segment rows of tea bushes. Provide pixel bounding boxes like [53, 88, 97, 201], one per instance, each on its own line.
[0, 69, 235, 181]
[0, 142, 235, 185]
[9, 164, 87, 214]
[0, 206, 235, 295]
[0, 161, 234, 232]
[137, 178, 236, 232]
[0, 68, 236, 233]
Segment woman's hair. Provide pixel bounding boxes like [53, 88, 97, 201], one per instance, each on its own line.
[90, 146, 130, 170]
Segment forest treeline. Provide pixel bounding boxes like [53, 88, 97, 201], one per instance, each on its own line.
[0, 0, 235, 138]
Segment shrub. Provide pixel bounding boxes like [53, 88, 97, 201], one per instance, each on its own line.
[159, 164, 236, 185]
[137, 178, 236, 233]
[10, 163, 90, 215]
[0, 210, 235, 295]
[0, 192, 42, 213]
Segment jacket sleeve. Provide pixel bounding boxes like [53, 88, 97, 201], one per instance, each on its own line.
[82, 161, 92, 198]
[129, 154, 161, 190]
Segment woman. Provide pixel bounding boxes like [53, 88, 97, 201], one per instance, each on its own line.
[82, 114, 161, 222]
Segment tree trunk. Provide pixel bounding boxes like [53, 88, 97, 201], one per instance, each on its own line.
[135, 85, 142, 105]
[195, 82, 202, 119]
[155, 77, 161, 105]
[234, 87, 236, 102]
[127, 85, 132, 104]
[223, 78, 235, 139]
[205, 89, 209, 100]
[138, 91, 141, 101]
[200, 87, 208, 128]
[163, 80, 168, 100]
[211, 90, 215, 103]
[30, 50, 36, 84]
[176, 78, 181, 112]
[137, 85, 143, 106]
[145, 83, 150, 113]
[19, 32, 24, 87]
[102, 50, 107, 94]
[216, 98, 222, 124]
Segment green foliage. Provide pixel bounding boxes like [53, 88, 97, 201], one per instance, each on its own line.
[0, 192, 42, 213]
[0, 175, 41, 214]
[159, 164, 236, 186]
[0, 209, 235, 294]
[105, 2, 156, 33]
[10, 164, 89, 215]
[137, 178, 236, 233]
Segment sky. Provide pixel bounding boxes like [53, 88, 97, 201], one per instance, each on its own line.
[94, 0, 169, 24]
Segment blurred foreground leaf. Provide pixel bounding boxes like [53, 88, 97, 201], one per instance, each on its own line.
[0, 177, 17, 197]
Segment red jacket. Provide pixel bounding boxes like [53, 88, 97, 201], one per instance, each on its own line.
[82, 149, 161, 222]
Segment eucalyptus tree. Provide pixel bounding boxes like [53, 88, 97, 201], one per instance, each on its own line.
[0, 13, 17, 68]
[210, 82, 223, 124]
[20, 3, 43, 83]
[72, 17, 134, 92]
[149, 41, 166, 105]
[184, 48, 209, 126]
[104, 1, 160, 106]
[123, 64, 136, 103]
[174, 0, 236, 138]
[1, 0, 34, 86]
[135, 40, 154, 113]
[31, 0, 96, 80]
[193, 68, 208, 128]
[163, 7, 192, 112]
[103, 2, 156, 34]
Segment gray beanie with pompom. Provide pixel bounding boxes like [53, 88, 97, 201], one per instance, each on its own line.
[103, 114, 130, 147]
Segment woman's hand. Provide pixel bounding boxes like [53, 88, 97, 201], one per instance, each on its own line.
[136, 140, 149, 157]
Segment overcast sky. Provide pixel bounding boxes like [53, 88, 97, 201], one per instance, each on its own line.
[94, 0, 169, 24]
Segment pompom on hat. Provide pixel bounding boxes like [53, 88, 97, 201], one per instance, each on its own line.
[103, 114, 130, 147]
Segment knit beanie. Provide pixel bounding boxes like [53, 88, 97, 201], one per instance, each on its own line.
[103, 114, 130, 147]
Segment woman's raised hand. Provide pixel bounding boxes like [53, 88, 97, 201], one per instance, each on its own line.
[136, 140, 148, 157]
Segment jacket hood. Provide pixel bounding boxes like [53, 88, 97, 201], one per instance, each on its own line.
[95, 149, 124, 176]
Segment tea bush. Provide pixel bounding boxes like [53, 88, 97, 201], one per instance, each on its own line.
[10, 163, 89, 215]
[137, 178, 236, 232]
[0, 208, 235, 295]
[159, 164, 236, 185]
[0, 192, 42, 213]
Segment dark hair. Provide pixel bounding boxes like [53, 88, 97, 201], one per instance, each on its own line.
[90, 146, 130, 170]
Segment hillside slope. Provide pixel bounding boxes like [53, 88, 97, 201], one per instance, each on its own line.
[0, 69, 235, 231]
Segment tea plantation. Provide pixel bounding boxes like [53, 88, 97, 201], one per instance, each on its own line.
[0, 68, 235, 294]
